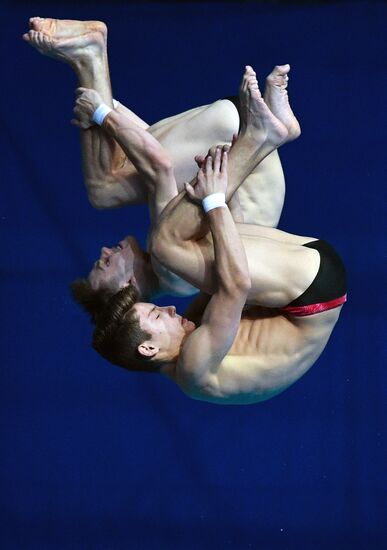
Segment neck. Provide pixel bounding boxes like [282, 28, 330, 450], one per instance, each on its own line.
[158, 331, 192, 380]
[135, 252, 160, 299]
[159, 361, 177, 380]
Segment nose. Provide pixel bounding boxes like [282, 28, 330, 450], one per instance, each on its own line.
[100, 246, 112, 259]
[167, 306, 176, 317]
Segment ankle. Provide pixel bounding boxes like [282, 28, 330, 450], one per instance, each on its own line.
[73, 56, 107, 84]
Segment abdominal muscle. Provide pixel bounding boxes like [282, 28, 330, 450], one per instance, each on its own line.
[192, 307, 343, 405]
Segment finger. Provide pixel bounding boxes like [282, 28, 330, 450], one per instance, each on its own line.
[184, 182, 195, 199]
[214, 147, 221, 173]
[194, 155, 205, 167]
[208, 146, 217, 159]
[70, 119, 81, 127]
[222, 144, 231, 153]
[220, 150, 228, 174]
[75, 87, 88, 95]
[205, 154, 213, 173]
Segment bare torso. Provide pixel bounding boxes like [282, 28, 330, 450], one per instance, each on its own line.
[153, 227, 320, 305]
[174, 306, 343, 405]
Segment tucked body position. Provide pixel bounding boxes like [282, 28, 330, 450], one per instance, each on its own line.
[23, 17, 293, 309]
[24, 18, 346, 405]
[84, 67, 346, 405]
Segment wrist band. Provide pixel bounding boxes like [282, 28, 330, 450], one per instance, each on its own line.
[113, 99, 119, 109]
[202, 193, 226, 213]
[92, 103, 113, 126]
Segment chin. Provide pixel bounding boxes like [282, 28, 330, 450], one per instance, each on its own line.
[183, 318, 196, 333]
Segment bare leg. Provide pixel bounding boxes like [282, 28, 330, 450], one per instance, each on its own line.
[264, 64, 301, 141]
[24, 19, 240, 210]
[163, 65, 301, 228]
[23, 19, 146, 207]
[23, 19, 293, 229]
[235, 64, 301, 227]
[151, 67, 290, 290]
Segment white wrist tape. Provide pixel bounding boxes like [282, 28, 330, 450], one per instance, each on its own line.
[92, 103, 113, 126]
[202, 193, 226, 213]
[113, 99, 119, 109]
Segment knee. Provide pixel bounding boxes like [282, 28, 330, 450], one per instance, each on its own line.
[86, 178, 120, 209]
[206, 99, 240, 141]
[217, 99, 240, 135]
[153, 153, 174, 176]
[88, 189, 113, 209]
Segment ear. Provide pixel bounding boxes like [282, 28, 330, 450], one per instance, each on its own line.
[138, 341, 159, 358]
[128, 275, 138, 288]
[119, 276, 137, 291]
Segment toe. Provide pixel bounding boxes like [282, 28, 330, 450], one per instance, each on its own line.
[29, 16, 42, 30]
[37, 32, 46, 46]
[274, 64, 290, 75]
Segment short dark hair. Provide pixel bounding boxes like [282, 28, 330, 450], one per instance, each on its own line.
[70, 277, 116, 324]
[92, 284, 160, 373]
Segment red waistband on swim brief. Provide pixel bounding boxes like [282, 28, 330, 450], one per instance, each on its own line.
[281, 294, 347, 317]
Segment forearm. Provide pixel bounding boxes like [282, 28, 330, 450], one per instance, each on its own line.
[154, 133, 268, 246]
[115, 102, 149, 130]
[81, 123, 128, 183]
[207, 206, 251, 292]
[80, 125, 147, 208]
[225, 132, 276, 203]
[102, 110, 172, 186]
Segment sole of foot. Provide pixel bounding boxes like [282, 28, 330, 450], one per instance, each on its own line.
[264, 64, 301, 142]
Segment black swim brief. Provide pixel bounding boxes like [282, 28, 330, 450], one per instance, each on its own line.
[281, 240, 347, 317]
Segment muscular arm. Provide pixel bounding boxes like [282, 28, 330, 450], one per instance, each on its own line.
[101, 110, 177, 222]
[78, 92, 151, 209]
[169, 152, 251, 392]
[151, 131, 270, 293]
[177, 206, 251, 394]
[81, 124, 148, 209]
[75, 90, 176, 218]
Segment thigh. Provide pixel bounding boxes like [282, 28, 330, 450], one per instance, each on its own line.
[236, 150, 285, 228]
[236, 222, 315, 245]
[240, 234, 320, 307]
[150, 100, 239, 186]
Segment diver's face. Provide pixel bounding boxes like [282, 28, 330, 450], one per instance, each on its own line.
[88, 236, 140, 292]
[133, 302, 196, 358]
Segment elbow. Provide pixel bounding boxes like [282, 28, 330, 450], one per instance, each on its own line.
[151, 152, 174, 177]
[222, 272, 251, 296]
[86, 173, 127, 209]
[84, 175, 112, 209]
[87, 188, 116, 210]
[235, 274, 252, 294]
[150, 226, 171, 265]
[88, 189, 107, 209]
[143, 139, 173, 173]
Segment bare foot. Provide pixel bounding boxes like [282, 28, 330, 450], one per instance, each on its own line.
[239, 65, 288, 148]
[264, 64, 301, 141]
[22, 28, 105, 67]
[27, 17, 107, 40]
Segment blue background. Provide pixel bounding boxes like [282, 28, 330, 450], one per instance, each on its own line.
[1, 1, 386, 548]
